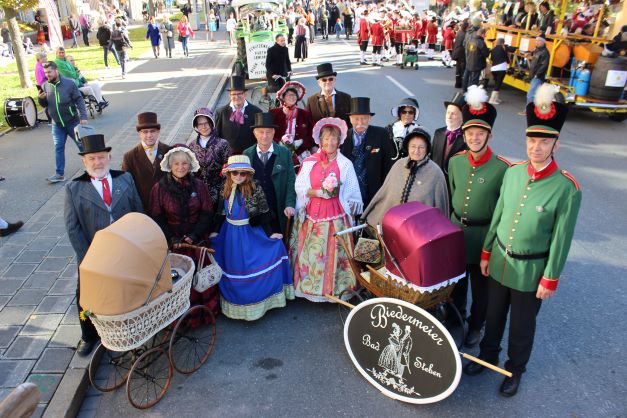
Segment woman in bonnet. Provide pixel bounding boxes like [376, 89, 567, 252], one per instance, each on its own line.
[290, 117, 363, 302]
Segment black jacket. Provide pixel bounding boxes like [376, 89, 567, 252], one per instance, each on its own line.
[465, 33, 490, 72]
[265, 43, 291, 84]
[490, 44, 509, 66]
[431, 127, 467, 176]
[96, 25, 111, 47]
[452, 29, 466, 61]
[214, 103, 263, 154]
[340, 125, 395, 208]
[529, 45, 550, 80]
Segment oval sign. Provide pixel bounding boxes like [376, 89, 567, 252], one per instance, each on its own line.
[343, 297, 461, 404]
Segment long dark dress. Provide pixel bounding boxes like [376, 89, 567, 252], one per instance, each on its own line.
[294, 25, 308, 59]
[149, 174, 219, 318]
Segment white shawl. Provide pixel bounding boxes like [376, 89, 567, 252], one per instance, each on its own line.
[295, 151, 363, 224]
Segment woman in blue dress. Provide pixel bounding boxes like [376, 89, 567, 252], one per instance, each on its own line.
[146, 16, 161, 58]
[211, 155, 294, 320]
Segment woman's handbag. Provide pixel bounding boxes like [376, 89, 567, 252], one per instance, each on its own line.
[353, 237, 382, 264]
[178, 34, 183, 42]
[193, 247, 222, 292]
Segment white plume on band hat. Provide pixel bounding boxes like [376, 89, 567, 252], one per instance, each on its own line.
[160, 146, 201, 173]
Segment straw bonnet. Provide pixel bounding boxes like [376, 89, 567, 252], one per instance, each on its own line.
[221, 155, 255, 176]
[277, 81, 307, 102]
[160, 146, 200, 173]
[312, 117, 348, 145]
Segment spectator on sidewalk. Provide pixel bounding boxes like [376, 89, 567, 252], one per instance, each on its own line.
[226, 12, 237, 45]
[111, 21, 133, 78]
[68, 15, 80, 48]
[55, 47, 107, 109]
[215, 76, 263, 154]
[122, 112, 172, 213]
[160, 15, 175, 58]
[177, 15, 194, 57]
[294, 18, 308, 62]
[0, 217, 23, 237]
[208, 10, 218, 41]
[65, 134, 143, 356]
[34, 52, 51, 123]
[79, 11, 91, 46]
[1, 22, 13, 59]
[37, 61, 88, 183]
[96, 21, 120, 68]
[146, 16, 161, 58]
[463, 27, 489, 91]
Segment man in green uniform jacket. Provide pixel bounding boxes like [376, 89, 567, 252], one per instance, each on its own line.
[448, 86, 510, 348]
[464, 84, 582, 398]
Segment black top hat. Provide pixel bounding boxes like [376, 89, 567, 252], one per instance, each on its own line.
[136, 112, 161, 131]
[227, 76, 247, 91]
[444, 92, 466, 110]
[251, 112, 278, 129]
[348, 97, 375, 116]
[525, 101, 568, 138]
[78, 134, 112, 155]
[315, 63, 337, 80]
[462, 102, 497, 132]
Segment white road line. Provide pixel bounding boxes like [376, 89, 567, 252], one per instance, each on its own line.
[386, 75, 415, 97]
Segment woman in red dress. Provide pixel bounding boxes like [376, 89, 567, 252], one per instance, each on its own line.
[269, 81, 315, 171]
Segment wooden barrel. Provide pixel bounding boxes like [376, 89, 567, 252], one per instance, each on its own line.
[589, 56, 627, 101]
[548, 41, 571, 68]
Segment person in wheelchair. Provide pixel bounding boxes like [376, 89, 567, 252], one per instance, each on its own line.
[55, 47, 108, 111]
[265, 34, 292, 96]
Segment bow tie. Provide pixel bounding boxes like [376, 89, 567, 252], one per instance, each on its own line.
[445, 128, 461, 145]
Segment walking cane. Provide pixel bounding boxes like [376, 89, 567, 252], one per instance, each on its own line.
[283, 214, 293, 248]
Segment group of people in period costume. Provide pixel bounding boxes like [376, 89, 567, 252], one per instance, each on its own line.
[62, 57, 581, 399]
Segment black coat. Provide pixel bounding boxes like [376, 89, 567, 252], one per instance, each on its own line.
[340, 125, 395, 207]
[431, 127, 467, 177]
[490, 44, 509, 66]
[529, 45, 550, 81]
[465, 34, 490, 72]
[452, 29, 466, 61]
[265, 43, 291, 82]
[214, 103, 263, 154]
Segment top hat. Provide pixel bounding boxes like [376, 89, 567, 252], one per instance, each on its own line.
[78, 134, 112, 155]
[348, 97, 375, 116]
[136, 112, 161, 132]
[251, 112, 278, 129]
[391, 97, 419, 120]
[525, 83, 568, 139]
[315, 63, 337, 80]
[462, 85, 497, 132]
[227, 75, 247, 91]
[444, 92, 466, 110]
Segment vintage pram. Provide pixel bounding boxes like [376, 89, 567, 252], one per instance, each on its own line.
[81, 213, 216, 409]
[332, 202, 466, 345]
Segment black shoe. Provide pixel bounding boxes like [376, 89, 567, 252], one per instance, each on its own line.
[0, 221, 23, 237]
[360, 61, 367, 65]
[463, 361, 486, 376]
[464, 328, 481, 347]
[76, 339, 97, 357]
[500, 374, 521, 397]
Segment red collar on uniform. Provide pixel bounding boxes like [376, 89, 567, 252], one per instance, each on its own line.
[467, 146, 492, 167]
[527, 159, 558, 181]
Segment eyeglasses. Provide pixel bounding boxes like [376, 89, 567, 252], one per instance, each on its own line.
[400, 110, 416, 115]
[320, 77, 335, 82]
[230, 92, 245, 97]
[230, 171, 249, 177]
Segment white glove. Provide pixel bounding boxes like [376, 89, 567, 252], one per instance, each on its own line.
[269, 233, 283, 240]
[315, 189, 331, 199]
[294, 139, 303, 148]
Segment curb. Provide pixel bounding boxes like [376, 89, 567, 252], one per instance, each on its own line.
[40, 57, 235, 418]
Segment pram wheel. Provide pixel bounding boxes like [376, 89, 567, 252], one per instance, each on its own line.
[337, 288, 365, 325]
[89, 343, 134, 392]
[169, 305, 216, 374]
[126, 347, 173, 409]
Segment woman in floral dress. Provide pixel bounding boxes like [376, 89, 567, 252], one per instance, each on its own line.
[290, 118, 363, 302]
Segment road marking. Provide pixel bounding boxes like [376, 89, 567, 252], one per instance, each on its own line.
[386, 75, 415, 97]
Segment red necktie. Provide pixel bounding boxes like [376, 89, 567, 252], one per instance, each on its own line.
[101, 178, 112, 206]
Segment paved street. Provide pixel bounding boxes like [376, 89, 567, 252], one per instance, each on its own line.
[1, 30, 626, 418]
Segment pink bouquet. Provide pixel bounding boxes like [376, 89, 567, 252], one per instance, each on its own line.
[322, 172, 340, 197]
[281, 134, 294, 145]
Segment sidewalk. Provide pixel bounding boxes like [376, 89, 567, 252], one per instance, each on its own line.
[0, 31, 235, 417]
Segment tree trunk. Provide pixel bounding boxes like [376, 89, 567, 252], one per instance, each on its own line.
[2, 7, 32, 89]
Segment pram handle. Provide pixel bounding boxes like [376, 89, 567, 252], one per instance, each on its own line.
[173, 243, 215, 253]
[334, 223, 369, 237]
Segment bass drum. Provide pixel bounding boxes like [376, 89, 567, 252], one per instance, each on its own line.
[3, 97, 38, 128]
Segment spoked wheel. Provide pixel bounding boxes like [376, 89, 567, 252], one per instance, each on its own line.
[126, 347, 173, 409]
[431, 301, 465, 350]
[337, 288, 365, 326]
[169, 305, 216, 374]
[89, 343, 134, 392]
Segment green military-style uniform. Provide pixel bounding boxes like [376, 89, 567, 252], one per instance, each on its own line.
[481, 160, 582, 292]
[449, 147, 510, 264]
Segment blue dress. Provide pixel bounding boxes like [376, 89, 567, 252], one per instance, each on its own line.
[213, 192, 294, 320]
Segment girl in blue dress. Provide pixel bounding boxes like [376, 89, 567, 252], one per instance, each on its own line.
[211, 155, 294, 320]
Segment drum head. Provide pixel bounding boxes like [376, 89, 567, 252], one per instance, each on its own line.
[343, 297, 461, 404]
[23, 97, 37, 126]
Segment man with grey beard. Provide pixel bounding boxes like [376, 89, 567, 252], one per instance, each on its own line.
[64, 134, 143, 357]
[340, 97, 394, 209]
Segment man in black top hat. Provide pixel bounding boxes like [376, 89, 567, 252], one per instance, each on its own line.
[431, 92, 468, 186]
[305, 63, 352, 126]
[215, 76, 263, 154]
[464, 84, 581, 398]
[64, 134, 143, 356]
[243, 113, 296, 234]
[340, 97, 394, 208]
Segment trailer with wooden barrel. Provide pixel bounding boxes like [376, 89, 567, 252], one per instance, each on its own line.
[486, 0, 627, 121]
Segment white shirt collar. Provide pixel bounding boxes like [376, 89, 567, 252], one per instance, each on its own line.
[321, 89, 337, 97]
[230, 100, 249, 112]
[257, 143, 274, 156]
